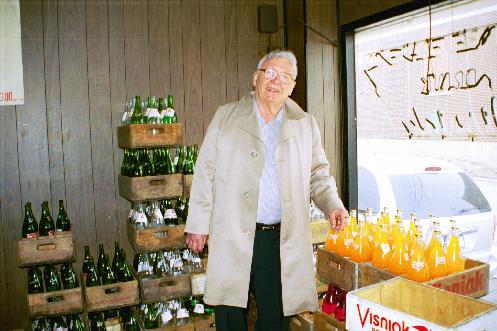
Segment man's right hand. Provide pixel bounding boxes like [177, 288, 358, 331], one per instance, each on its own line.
[186, 233, 208, 253]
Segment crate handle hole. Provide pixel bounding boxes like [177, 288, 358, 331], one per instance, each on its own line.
[47, 295, 64, 303]
[159, 280, 176, 287]
[38, 243, 56, 251]
[149, 128, 166, 135]
[327, 260, 341, 270]
[149, 179, 166, 185]
[154, 231, 167, 238]
[104, 287, 122, 295]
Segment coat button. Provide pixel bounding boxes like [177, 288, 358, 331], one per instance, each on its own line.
[251, 151, 257, 158]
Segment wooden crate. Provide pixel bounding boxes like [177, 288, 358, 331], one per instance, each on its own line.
[117, 123, 182, 148]
[28, 287, 84, 318]
[17, 231, 74, 267]
[138, 320, 194, 331]
[346, 278, 497, 331]
[422, 258, 489, 298]
[313, 310, 345, 331]
[139, 273, 191, 303]
[191, 272, 206, 297]
[291, 312, 315, 331]
[119, 174, 183, 202]
[127, 222, 186, 253]
[317, 248, 395, 292]
[193, 315, 215, 331]
[84, 278, 139, 312]
[310, 219, 330, 244]
[183, 174, 193, 198]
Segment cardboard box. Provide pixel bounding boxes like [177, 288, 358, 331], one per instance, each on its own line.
[118, 174, 183, 202]
[17, 231, 74, 267]
[117, 123, 182, 148]
[346, 278, 497, 331]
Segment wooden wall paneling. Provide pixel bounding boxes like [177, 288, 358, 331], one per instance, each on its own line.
[43, 0, 66, 209]
[108, 0, 133, 256]
[237, 1, 260, 97]
[168, 0, 185, 145]
[306, 0, 325, 140]
[58, 0, 96, 257]
[0, 107, 24, 329]
[0, 201, 7, 327]
[339, 0, 411, 25]
[182, 0, 203, 145]
[224, 0, 239, 103]
[148, 0, 171, 97]
[258, 0, 284, 54]
[86, 0, 118, 252]
[200, 0, 226, 132]
[321, 0, 342, 192]
[124, 0, 150, 98]
[285, 0, 306, 110]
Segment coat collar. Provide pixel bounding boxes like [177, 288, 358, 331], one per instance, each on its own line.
[236, 92, 305, 144]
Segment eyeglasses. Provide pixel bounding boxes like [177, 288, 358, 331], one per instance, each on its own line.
[258, 67, 295, 85]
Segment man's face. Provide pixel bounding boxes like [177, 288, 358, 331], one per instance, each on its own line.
[253, 58, 296, 106]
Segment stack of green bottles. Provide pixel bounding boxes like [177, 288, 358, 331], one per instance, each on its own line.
[88, 307, 139, 331]
[27, 262, 79, 294]
[32, 314, 86, 331]
[123, 95, 178, 125]
[121, 144, 198, 177]
[22, 200, 71, 239]
[82, 242, 134, 288]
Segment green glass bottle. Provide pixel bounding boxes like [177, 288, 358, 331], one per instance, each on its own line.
[104, 308, 118, 320]
[147, 96, 161, 124]
[82, 245, 91, 278]
[175, 197, 188, 224]
[101, 254, 117, 285]
[118, 249, 135, 282]
[129, 150, 140, 177]
[192, 144, 199, 165]
[22, 202, 39, 239]
[43, 264, 61, 292]
[191, 296, 205, 317]
[176, 145, 185, 173]
[130, 96, 144, 124]
[121, 307, 139, 331]
[148, 148, 157, 176]
[86, 257, 101, 287]
[39, 201, 55, 237]
[121, 149, 130, 176]
[165, 148, 176, 174]
[89, 312, 106, 331]
[97, 243, 106, 278]
[163, 199, 178, 226]
[204, 303, 215, 316]
[158, 97, 166, 121]
[67, 314, 86, 331]
[61, 262, 79, 289]
[27, 266, 44, 294]
[144, 304, 159, 329]
[56, 200, 71, 232]
[163, 95, 176, 124]
[51, 316, 67, 330]
[183, 145, 194, 175]
[111, 242, 122, 276]
[139, 149, 153, 176]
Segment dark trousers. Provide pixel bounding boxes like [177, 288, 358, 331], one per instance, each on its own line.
[214, 228, 290, 331]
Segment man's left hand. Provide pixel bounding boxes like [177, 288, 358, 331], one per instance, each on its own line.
[328, 208, 349, 231]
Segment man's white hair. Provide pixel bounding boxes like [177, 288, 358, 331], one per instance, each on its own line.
[257, 50, 298, 79]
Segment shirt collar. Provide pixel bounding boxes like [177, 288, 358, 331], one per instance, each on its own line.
[253, 100, 284, 127]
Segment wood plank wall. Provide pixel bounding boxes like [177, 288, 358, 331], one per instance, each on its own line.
[0, 0, 283, 328]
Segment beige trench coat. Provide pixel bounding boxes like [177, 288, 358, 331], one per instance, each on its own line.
[185, 92, 345, 316]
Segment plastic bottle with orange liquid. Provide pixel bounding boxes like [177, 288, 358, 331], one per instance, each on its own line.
[406, 234, 430, 282]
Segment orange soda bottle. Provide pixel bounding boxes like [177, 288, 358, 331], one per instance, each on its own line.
[351, 218, 372, 262]
[406, 213, 417, 244]
[409, 224, 423, 256]
[388, 230, 409, 275]
[446, 225, 465, 274]
[335, 226, 347, 257]
[406, 234, 430, 282]
[428, 230, 447, 279]
[324, 227, 338, 252]
[389, 209, 403, 247]
[365, 211, 375, 247]
[349, 210, 359, 239]
[425, 220, 440, 259]
[372, 224, 391, 268]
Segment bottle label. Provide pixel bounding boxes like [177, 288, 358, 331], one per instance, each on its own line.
[162, 310, 173, 322]
[192, 256, 201, 263]
[159, 110, 167, 120]
[135, 212, 148, 225]
[194, 303, 205, 314]
[148, 108, 160, 119]
[121, 111, 129, 123]
[344, 239, 354, 247]
[329, 234, 338, 241]
[173, 156, 179, 166]
[436, 256, 446, 265]
[145, 107, 151, 117]
[128, 209, 134, 219]
[164, 209, 177, 219]
[403, 253, 409, 261]
[411, 260, 425, 271]
[166, 107, 175, 117]
[182, 249, 190, 260]
[26, 232, 38, 239]
[381, 244, 390, 255]
[177, 308, 189, 318]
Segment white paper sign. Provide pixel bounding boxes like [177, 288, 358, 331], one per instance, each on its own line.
[0, 0, 24, 106]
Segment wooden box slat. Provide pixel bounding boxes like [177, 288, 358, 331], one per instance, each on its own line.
[139, 273, 191, 303]
[127, 222, 186, 253]
[28, 287, 84, 318]
[17, 231, 74, 267]
[193, 315, 215, 331]
[359, 262, 396, 288]
[84, 279, 139, 312]
[290, 312, 314, 331]
[313, 310, 345, 331]
[117, 123, 182, 149]
[316, 247, 358, 292]
[183, 174, 193, 198]
[119, 174, 183, 202]
[138, 319, 195, 331]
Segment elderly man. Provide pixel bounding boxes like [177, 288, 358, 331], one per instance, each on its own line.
[185, 50, 348, 331]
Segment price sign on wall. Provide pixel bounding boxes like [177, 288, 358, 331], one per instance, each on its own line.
[0, 0, 24, 106]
